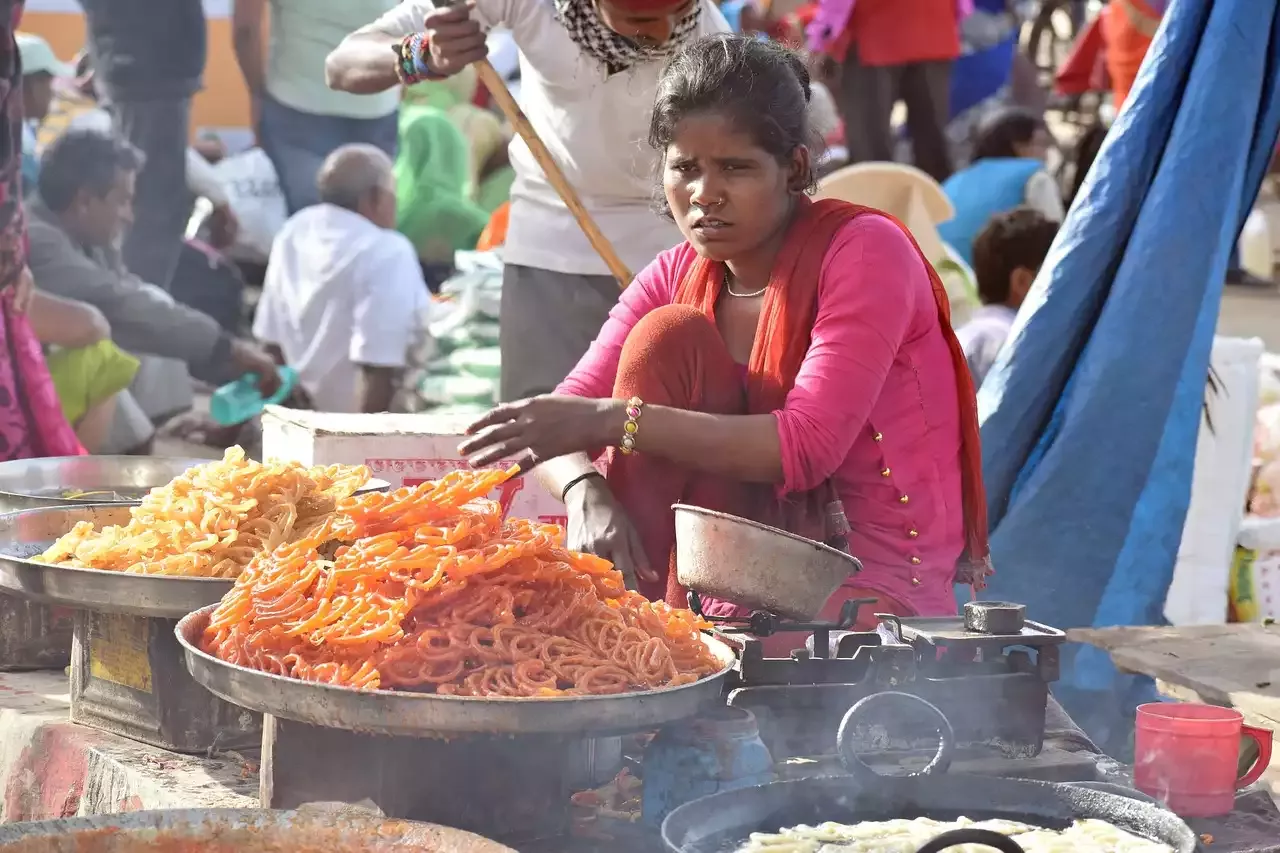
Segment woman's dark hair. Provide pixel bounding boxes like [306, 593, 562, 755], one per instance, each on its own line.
[1067, 119, 1109, 207]
[970, 106, 1045, 162]
[648, 34, 820, 211]
[38, 129, 144, 212]
[971, 206, 1059, 305]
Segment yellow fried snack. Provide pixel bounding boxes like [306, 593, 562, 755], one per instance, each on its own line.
[36, 447, 369, 579]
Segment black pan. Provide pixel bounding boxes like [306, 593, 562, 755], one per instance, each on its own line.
[662, 692, 1201, 853]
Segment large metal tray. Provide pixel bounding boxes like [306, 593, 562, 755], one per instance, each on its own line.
[0, 504, 232, 619]
[0, 807, 514, 852]
[0, 454, 388, 514]
[178, 605, 735, 736]
[0, 455, 209, 513]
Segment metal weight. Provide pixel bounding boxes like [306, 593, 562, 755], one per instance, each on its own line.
[963, 601, 1026, 635]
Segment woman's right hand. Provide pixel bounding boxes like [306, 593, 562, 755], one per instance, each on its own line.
[422, 2, 489, 78]
[565, 478, 658, 592]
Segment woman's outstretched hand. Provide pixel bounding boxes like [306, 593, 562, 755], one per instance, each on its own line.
[460, 395, 622, 471]
[567, 477, 660, 590]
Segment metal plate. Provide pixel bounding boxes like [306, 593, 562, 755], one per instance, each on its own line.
[357, 478, 392, 495]
[0, 505, 231, 619]
[896, 615, 1066, 646]
[0, 455, 208, 513]
[177, 605, 735, 736]
[0, 455, 386, 514]
[0, 808, 514, 852]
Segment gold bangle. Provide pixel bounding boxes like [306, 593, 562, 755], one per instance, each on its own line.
[619, 397, 643, 455]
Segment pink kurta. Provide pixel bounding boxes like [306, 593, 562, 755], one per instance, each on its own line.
[557, 215, 965, 617]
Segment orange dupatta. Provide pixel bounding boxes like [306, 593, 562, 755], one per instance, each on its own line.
[672, 197, 993, 589]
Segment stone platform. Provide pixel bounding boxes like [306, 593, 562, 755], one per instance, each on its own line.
[0, 671, 256, 822]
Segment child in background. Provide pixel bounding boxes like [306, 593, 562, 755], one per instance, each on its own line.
[956, 206, 1058, 388]
[938, 107, 1062, 267]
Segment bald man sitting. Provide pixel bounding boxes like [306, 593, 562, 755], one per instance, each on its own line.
[253, 144, 429, 413]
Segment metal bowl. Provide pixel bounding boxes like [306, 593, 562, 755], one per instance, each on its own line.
[0, 808, 515, 852]
[673, 504, 862, 621]
[0, 455, 209, 513]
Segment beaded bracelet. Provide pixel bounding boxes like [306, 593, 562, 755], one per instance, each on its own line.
[619, 397, 644, 455]
[393, 32, 437, 85]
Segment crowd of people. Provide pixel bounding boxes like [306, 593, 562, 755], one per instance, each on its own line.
[0, 0, 1239, 621]
[0, 0, 1088, 463]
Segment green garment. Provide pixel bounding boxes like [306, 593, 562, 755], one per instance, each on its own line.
[476, 167, 515, 215]
[405, 71, 513, 215]
[45, 339, 140, 424]
[395, 103, 491, 265]
[403, 67, 477, 111]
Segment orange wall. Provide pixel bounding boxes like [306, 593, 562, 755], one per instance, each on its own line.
[19, 11, 252, 138]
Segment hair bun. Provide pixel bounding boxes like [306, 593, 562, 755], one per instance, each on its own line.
[785, 53, 812, 104]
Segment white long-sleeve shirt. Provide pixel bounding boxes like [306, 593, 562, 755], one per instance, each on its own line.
[360, 0, 730, 277]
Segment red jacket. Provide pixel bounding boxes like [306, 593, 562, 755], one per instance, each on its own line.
[836, 0, 960, 67]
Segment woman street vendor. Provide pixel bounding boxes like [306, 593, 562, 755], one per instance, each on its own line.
[461, 35, 991, 638]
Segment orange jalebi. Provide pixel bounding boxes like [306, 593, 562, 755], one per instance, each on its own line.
[200, 467, 721, 696]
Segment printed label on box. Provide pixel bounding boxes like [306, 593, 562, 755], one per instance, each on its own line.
[370, 457, 568, 526]
[89, 613, 153, 694]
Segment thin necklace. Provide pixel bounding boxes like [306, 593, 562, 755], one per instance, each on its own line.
[724, 268, 767, 298]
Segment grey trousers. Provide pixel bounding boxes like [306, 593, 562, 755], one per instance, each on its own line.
[498, 263, 620, 403]
[837, 51, 954, 183]
[111, 96, 195, 290]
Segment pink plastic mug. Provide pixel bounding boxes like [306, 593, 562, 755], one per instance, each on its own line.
[1134, 703, 1273, 818]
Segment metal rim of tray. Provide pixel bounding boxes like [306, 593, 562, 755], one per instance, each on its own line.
[0, 503, 233, 619]
[0, 455, 210, 512]
[177, 604, 735, 736]
[0, 479, 389, 620]
[0, 808, 516, 852]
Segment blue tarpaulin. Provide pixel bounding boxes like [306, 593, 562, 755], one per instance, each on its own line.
[973, 0, 1280, 750]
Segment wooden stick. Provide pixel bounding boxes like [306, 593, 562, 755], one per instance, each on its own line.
[470, 59, 634, 288]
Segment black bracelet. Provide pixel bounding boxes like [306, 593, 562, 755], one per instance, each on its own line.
[561, 471, 604, 502]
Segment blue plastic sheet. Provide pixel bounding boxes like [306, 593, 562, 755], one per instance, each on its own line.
[973, 0, 1280, 750]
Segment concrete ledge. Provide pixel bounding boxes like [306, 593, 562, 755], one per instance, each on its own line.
[0, 671, 257, 822]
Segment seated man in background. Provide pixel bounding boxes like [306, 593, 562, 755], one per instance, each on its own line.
[957, 206, 1059, 389]
[34, 51, 239, 246]
[254, 144, 427, 413]
[26, 129, 280, 451]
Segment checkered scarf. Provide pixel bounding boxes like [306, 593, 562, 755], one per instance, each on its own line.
[554, 0, 701, 75]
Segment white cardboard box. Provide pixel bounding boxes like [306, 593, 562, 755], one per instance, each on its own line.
[261, 406, 569, 526]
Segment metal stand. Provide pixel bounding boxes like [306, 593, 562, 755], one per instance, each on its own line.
[0, 593, 71, 671]
[70, 610, 259, 753]
[261, 716, 576, 843]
